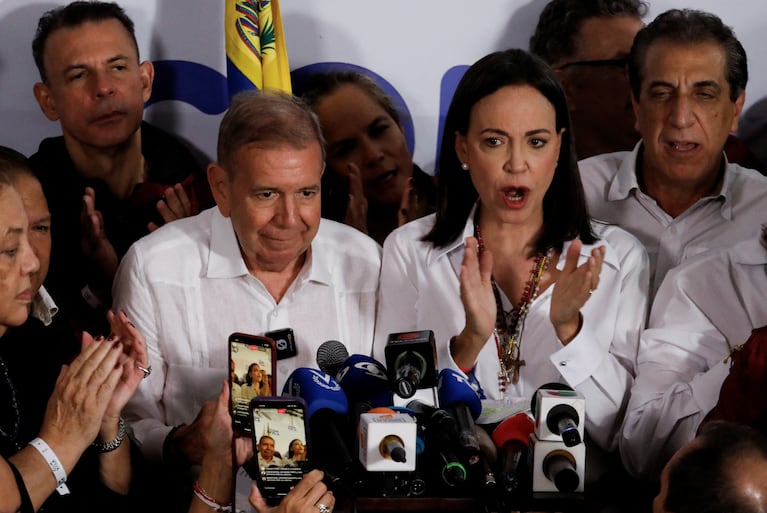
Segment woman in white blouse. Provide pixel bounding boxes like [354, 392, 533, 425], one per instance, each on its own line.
[373, 49, 649, 454]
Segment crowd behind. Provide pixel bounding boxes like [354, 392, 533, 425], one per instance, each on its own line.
[2, 1, 767, 513]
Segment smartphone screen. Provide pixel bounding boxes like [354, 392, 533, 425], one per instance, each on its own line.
[229, 333, 276, 433]
[249, 397, 310, 506]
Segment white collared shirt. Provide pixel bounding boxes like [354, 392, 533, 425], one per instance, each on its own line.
[113, 207, 381, 462]
[31, 286, 58, 326]
[374, 209, 649, 452]
[621, 234, 767, 478]
[579, 142, 767, 297]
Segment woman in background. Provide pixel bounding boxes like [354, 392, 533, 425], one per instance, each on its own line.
[300, 70, 437, 244]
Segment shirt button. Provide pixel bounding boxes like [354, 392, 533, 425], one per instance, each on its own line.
[669, 226, 677, 234]
[272, 311, 279, 318]
[559, 361, 567, 367]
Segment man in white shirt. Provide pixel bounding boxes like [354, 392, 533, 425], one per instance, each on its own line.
[578, 8, 767, 297]
[112, 91, 381, 509]
[621, 227, 767, 478]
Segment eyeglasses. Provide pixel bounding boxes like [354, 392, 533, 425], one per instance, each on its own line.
[556, 57, 628, 72]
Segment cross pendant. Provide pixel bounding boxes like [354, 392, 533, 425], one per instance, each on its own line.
[508, 358, 526, 385]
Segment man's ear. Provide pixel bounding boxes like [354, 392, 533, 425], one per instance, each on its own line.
[33, 82, 60, 121]
[207, 163, 231, 217]
[730, 89, 746, 133]
[139, 60, 155, 103]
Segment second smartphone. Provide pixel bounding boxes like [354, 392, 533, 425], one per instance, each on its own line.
[249, 396, 311, 506]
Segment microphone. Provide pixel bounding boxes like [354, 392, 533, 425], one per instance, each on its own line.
[530, 383, 584, 447]
[491, 412, 534, 494]
[529, 383, 586, 493]
[474, 424, 497, 488]
[316, 340, 349, 378]
[282, 368, 353, 478]
[335, 354, 393, 413]
[437, 368, 482, 466]
[385, 330, 438, 399]
[405, 399, 467, 487]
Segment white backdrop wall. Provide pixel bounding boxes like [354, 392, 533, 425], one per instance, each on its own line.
[1, 0, 766, 173]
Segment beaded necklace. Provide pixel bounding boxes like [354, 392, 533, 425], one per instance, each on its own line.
[474, 221, 550, 392]
[0, 355, 21, 449]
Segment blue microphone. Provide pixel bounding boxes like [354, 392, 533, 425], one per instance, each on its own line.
[282, 368, 353, 478]
[437, 368, 482, 466]
[335, 354, 394, 412]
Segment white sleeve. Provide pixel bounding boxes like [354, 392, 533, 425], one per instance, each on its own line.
[373, 232, 420, 365]
[550, 233, 649, 452]
[112, 243, 173, 463]
[619, 270, 731, 478]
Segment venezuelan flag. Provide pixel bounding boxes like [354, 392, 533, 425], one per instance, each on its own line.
[225, 0, 292, 96]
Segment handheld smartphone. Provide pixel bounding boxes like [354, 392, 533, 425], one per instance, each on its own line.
[249, 396, 311, 506]
[228, 333, 277, 433]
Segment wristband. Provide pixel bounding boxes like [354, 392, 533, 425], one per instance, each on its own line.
[92, 417, 126, 453]
[193, 481, 232, 512]
[28, 437, 70, 495]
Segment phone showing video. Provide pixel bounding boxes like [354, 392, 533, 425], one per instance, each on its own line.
[249, 397, 310, 506]
[228, 333, 276, 434]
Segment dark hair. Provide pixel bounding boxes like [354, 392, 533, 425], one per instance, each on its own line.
[287, 439, 304, 459]
[665, 421, 767, 513]
[299, 70, 402, 126]
[425, 49, 596, 250]
[217, 90, 325, 174]
[628, 9, 747, 102]
[0, 146, 34, 182]
[530, 0, 648, 65]
[32, 1, 138, 83]
[244, 362, 260, 386]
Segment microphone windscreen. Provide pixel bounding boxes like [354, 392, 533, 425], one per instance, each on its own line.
[282, 367, 349, 418]
[335, 354, 392, 407]
[491, 412, 535, 448]
[531, 382, 574, 418]
[437, 368, 482, 419]
[316, 340, 349, 377]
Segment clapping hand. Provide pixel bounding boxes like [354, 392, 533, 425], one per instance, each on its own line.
[550, 240, 604, 344]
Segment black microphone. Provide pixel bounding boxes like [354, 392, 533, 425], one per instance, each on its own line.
[531, 382, 583, 447]
[316, 340, 349, 378]
[436, 368, 482, 466]
[474, 424, 497, 489]
[406, 399, 467, 487]
[385, 331, 438, 399]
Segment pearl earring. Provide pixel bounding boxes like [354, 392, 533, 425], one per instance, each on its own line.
[461, 163, 469, 171]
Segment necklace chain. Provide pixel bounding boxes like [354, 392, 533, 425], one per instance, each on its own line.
[474, 220, 550, 391]
[0, 355, 21, 447]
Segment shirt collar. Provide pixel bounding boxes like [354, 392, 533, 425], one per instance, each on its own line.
[608, 141, 733, 218]
[31, 285, 58, 326]
[204, 208, 331, 286]
[426, 204, 478, 269]
[427, 204, 619, 273]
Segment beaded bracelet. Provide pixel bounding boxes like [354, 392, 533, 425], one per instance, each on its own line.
[193, 481, 232, 512]
[28, 437, 70, 495]
[91, 417, 126, 453]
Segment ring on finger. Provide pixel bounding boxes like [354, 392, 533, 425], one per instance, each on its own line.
[136, 364, 152, 378]
[315, 503, 331, 513]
